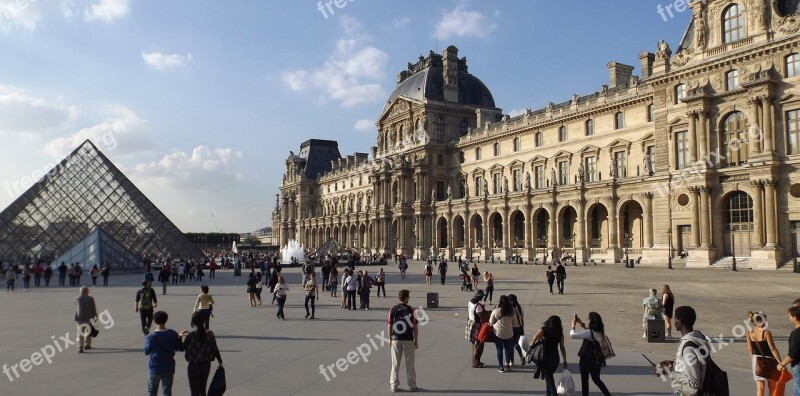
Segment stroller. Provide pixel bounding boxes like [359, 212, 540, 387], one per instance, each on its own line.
[460, 273, 473, 292]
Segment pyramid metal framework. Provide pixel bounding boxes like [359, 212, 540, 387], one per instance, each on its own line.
[0, 140, 204, 266]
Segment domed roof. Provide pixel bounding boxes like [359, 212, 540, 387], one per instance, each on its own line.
[383, 50, 496, 112]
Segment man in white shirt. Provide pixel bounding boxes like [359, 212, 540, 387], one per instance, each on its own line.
[642, 288, 663, 338]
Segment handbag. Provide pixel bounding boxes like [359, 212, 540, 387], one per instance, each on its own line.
[751, 333, 780, 381]
[90, 321, 99, 338]
[207, 366, 226, 396]
[601, 334, 615, 359]
[476, 322, 494, 343]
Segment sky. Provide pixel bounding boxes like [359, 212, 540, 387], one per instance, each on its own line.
[0, 0, 692, 233]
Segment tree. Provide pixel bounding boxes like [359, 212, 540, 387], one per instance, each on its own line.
[243, 236, 262, 246]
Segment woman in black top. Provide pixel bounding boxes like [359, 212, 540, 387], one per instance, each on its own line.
[183, 311, 223, 396]
[247, 272, 257, 307]
[545, 266, 555, 295]
[746, 311, 781, 396]
[530, 315, 568, 395]
[661, 284, 674, 337]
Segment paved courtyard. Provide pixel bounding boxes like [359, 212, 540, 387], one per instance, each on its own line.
[1, 261, 798, 395]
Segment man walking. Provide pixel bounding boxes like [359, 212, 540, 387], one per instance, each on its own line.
[136, 281, 158, 335]
[388, 289, 419, 393]
[158, 265, 171, 295]
[144, 311, 186, 396]
[642, 288, 663, 338]
[58, 262, 68, 287]
[360, 270, 373, 310]
[655, 306, 711, 395]
[438, 258, 448, 285]
[74, 286, 98, 353]
[209, 259, 216, 279]
[555, 262, 566, 295]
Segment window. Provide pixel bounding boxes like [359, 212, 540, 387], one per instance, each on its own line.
[646, 146, 655, 175]
[398, 125, 405, 146]
[434, 116, 445, 140]
[647, 104, 654, 122]
[457, 179, 466, 198]
[614, 151, 627, 178]
[512, 169, 522, 192]
[513, 137, 521, 152]
[788, 110, 800, 154]
[585, 119, 594, 136]
[675, 84, 686, 104]
[726, 70, 740, 90]
[475, 176, 483, 196]
[459, 151, 465, 164]
[493, 173, 501, 194]
[309, 188, 314, 195]
[534, 165, 544, 189]
[585, 156, 596, 182]
[787, 54, 800, 78]
[436, 181, 445, 201]
[535, 132, 543, 147]
[615, 112, 625, 129]
[722, 111, 749, 166]
[723, 4, 744, 44]
[437, 154, 443, 166]
[475, 147, 482, 160]
[459, 119, 469, 136]
[493, 142, 500, 156]
[558, 126, 568, 142]
[675, 131, 689, 170]
[558, 161, 569, 185]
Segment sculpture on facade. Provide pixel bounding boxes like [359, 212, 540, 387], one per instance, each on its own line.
[578, 163, 585, 182]
[431, 188, 436, 203]
[503, 176, 509, 193]
[695, 11, 707, 50]
[463, 179, 469, 198]
[550, 168, 557, 187]
[483, 180, 489, 197]
[525, 172, 532, 190]
[656, 39, 671, 60]
[643, 154, 652, 176]
[609, 157, 617, 179]
[447, 184, 452, 199]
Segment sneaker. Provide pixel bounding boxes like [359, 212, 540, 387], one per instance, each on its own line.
[409, 387, 418, 392]
[390, 388, 397, 393]
[78, 348, 84, 353]
[497, 368, 504, 373]
[84, 346, 92, 350]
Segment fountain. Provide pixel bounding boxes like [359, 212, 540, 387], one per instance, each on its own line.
[281, 239, 306, 264]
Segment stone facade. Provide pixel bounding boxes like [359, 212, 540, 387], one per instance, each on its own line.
[275, 0, 800, 269]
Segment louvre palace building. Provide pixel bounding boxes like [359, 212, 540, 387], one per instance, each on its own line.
[274, 0, 800, 269]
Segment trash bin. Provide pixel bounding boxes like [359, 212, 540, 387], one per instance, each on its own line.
[427, 292, 439, 309]
[629, 259, 635, 268]
[646, 318, 665, 342]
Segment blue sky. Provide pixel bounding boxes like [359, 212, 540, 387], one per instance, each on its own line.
[0, 0, 691, 233]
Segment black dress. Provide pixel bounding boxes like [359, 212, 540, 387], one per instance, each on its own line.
[663, 293, 674, 317]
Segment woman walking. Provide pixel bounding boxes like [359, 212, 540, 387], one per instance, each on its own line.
[470, 262, 480, 290]
[662, 284, 674, 337]
[274, 275, 289, 320]
[6, 266, 16, 293]
[100, 262, 110, 286]
[508, 294, 526, 366]
[490, 295, 515, 372]
[89, 265, 99, 287]
[424, 261, 433, 285]
[246, 272, 258, 307]
[375, 268, 386, 298]
[192, 285, 215, 329]
[329, 264, 338, 298]
[270, 267, 281, 304]
[483, 271, 494, 305]
[183, 311, 223, 396]
[340, 268, 349, 308]
[545, 265, 555, 295]
[746, 311, 781, 396]
[530, 316, 568, 395]
[570, 312, 611, 396]
[304, 272, 319, 319]
[254, 271, 263, 305]
[22, 265, 31, 291]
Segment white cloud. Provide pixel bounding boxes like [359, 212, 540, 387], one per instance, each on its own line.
[131, 146, 243, 191]
[508, 108, 526, 117]
[435, 5, 496, 40]
[43, 106, 154, 157]
[83, 0, 128, 23]
[0, 84, 78, 135]
[142, 51, 193, 69]
[394, 16, 411, 28]
[0, 0, 41, 31]
[281, 16, 388, 107]
[353, 119, 373, 132]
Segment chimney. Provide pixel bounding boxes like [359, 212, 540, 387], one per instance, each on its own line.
[638, 52, 655, 79]
[442, 45, 459, 102]
[607, 62, 635, 87]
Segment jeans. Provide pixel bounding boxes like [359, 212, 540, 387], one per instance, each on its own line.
[471, 341, 484, 367]
[360, 289, 370, 309]
[209, 269, 215, 278]
[304, 294, 316, 316]
[148, 372, 174, 396]
[484, 285, 494, 303]
[556, 276, 565, 294]
[493, 336, 514, 368]
[389, 340, 416, 390]
[376, 283, 385, 297]
[91, 276, 97, 286]
[793, 364, 800, 396]
[140, 309, 154, 334]
[440, 272, 446, 285]
[102, 274, 109, 286]
[187, 362, 211, 396]
[161, 282, 167, 295]
[542, 365, 557, 396]
[579, 359, 611, 396]
[59, 274, 66, 286]
[197, 308, 211, 329]
[276, 296, 286, 319]
[346, 289, 356, 309]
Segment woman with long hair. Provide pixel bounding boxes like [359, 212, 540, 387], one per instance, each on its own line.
[470, 262, 480, 290]
[424, 260, 433, 285]
[530, 315, 568, 395]
[247, 272, 258, 307]
[508, 294, 526, 366]
[746, 311, 781, 396]
[192, 285, 215, 329]
[662, 284, 675, 337]
[545, 266, 555, 295]
[183, 311, 223, 396]
[570, 311, 611, 396]
[304, 272, 319, 319]
[483, 271, 495, 305]
[274, 275, 289, 320]
[489, 295, 515, 372]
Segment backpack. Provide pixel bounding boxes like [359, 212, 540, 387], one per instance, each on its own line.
[646, 297, 663, 317]
[139, 288, 154, 310]
[390, 304, 415, 340]
[683, 338, 729, 396]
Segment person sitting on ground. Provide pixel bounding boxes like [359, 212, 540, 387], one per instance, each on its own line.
[642, 287, 663, 338]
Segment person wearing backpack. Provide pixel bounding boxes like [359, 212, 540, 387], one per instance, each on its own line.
[655, 306, 720, 396]
[643, 288, 663, 338]
[570, 312, 611, 396]
[136, 280, 158, 335]
[530, 315, 568, 396]
[387, 289, 418, 393]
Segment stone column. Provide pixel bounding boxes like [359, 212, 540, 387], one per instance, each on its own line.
[576, 198, 587, 263]
[697, 111, 708, 163]
[762, 97, 774, 154]
[607, 198, 619, 250]
[688, 111, 698, 163]
[548, 203, 558, 251]
[688, 187, 700, 248]
[642, 193, 654, 248]
[699, 187, 711, 248]
[751, 181, 764, 248]
[502, 207, 510, 250]
[749, 98, 762, 154]
[482, 208, 491, 260]
[765, 180, 778, 247]
[525, 205, 533, 257]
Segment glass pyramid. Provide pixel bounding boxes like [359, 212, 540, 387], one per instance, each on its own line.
[52, 227, 143, 271]
[0, 140, 203, 267]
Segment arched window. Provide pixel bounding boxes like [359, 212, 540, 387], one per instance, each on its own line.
[493, 142, 500, 156]
[722, 111, 749, 166]
[513, 137, 521, 152]
[459, 119, 469, 136]
[647, 104, 654, 122]
[397, 124, 405, 146]
[723, 4, 744, 43]
[558, 126, 568, 142]
[585, 119, 594, 136]
[535, 132, 543, 147]
[675, 84, 686, 104]
[615, 112, 625, 129]
[475, 147, 482, 160]
[786, 53, 800, 78]
[434, 116, 445, 140]
[726, 70, 740, 91]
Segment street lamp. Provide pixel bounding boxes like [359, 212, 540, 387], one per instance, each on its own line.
[793, 230, 799, 273]
[730, 225, 738, 272]
[667, 228, 673, 270]
[624, 232, 631, 268]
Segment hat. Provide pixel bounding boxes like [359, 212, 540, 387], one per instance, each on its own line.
[473, 289, 485, 300]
